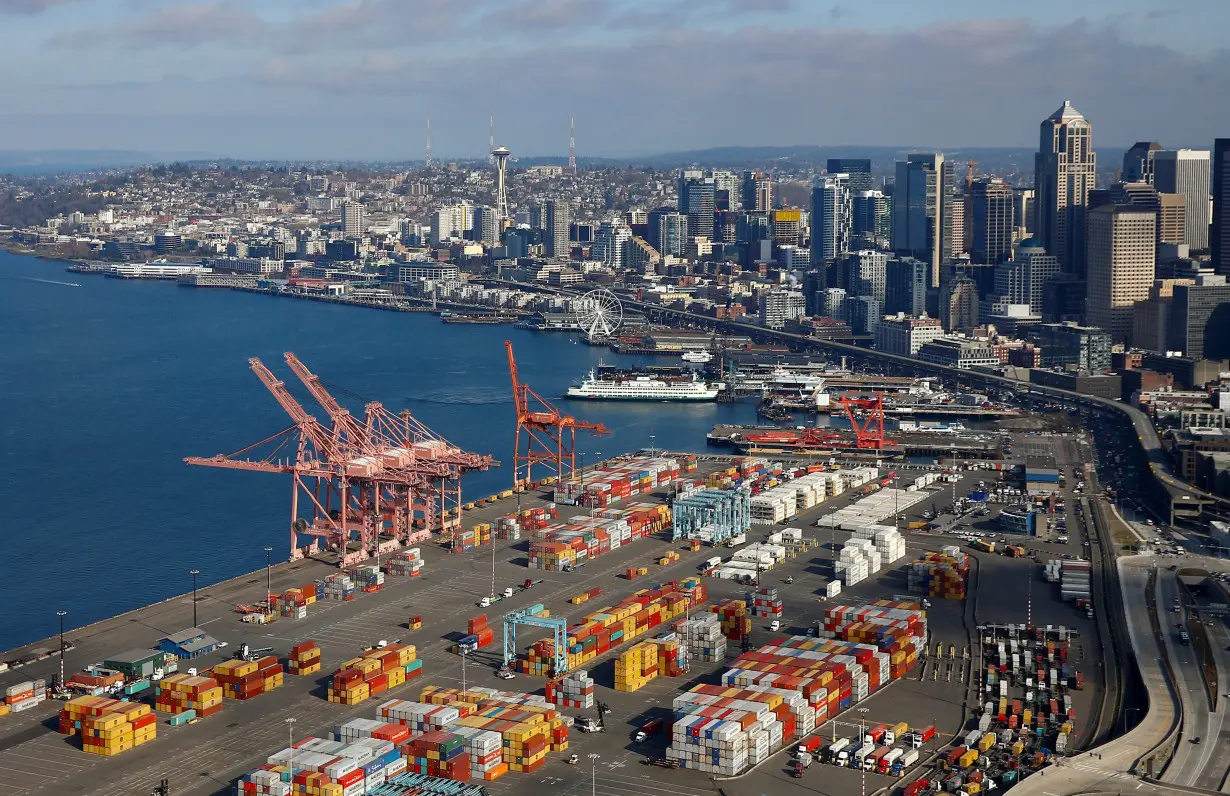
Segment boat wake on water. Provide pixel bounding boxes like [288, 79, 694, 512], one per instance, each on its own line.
[11, 276, 83, 288]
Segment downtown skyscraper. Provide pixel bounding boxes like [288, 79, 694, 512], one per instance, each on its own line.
[892, 153, 949, 288]
[1215, 140, 1230, 275]
[1034, 100, 1096, 276]
[544, 198, 571, 258]
[1153, 149, 1211, 251]
[810, 174, 852, 286]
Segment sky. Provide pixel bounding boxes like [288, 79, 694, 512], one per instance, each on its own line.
[0, 0, 1227, 160]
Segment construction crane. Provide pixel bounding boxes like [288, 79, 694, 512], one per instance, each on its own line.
[186, 355, 493, 565]
[506, 340, 608, 488]
[836, 392, 889, 451]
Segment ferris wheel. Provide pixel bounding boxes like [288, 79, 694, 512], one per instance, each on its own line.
[575, 288, 623, 340]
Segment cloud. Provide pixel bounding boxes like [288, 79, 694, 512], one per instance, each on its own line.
[15, 14, 1230, 157]
[49, 2, 266, 49]
[482, 0, 609, 31]
[0, 0, 79, 14]
[729, 0, 793, 11]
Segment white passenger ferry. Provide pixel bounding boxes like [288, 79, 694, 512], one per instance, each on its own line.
[566, 367, 724, 401]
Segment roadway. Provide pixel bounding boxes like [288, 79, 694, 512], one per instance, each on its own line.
[1006, 554, 1180, 796]
[1156, 570, 1223, 790]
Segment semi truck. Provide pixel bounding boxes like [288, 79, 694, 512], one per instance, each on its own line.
[878, 748, 904, 774]
[892, 749, 921, 777]
[826, 738, 851, 764]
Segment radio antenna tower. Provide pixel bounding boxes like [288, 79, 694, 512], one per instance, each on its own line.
[425, 117, 432, 168]
[489, 115, 495, 166]
[568, 117, 577, 175]
[493, 146, 511, 225]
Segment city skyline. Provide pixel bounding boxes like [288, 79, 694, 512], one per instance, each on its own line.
[0, 0, 1228, 159]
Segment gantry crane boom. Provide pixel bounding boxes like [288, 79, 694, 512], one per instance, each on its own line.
[187, 354, 494, 565]
[248, 357, 339, 460]
[283, 351, 372, 449]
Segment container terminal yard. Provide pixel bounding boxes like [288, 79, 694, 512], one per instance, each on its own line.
[0, 405, 1115, 796]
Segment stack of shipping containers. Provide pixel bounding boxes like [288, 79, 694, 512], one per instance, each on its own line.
[155, 674, 223, 717]
[287, 640, 322, 676]
[907, 548, 969, 599]
[213, 655, 284, 700]
[386, 548, 424, 577]
[329, 645, 420, 705]
[59, 696, 157, 755]
[545, 670, 595, 709]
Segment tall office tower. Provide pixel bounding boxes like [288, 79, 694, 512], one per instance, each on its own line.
[841, 250, 888, 302]
[677, 169, 704, 209]
[592, 221, 632, 269]
[544, 199, 571, 258]
[1215, 140, 1230, 275]
[946, 195, 967, 260]
[1086, 205, 1156, 341]
[473, 206, 498, 245]
[711, 170, 739, 211]
[1153, 149, 1211, 251]
[1107, 182, 1187, 249]
[884, 256, 929, 316]
[852, 190, 891, 246]
[682, 178, 716, 240]
[741, 171, 772, 211]
[1122, 142, 1163, 184]
[892, 153, 948, 288]
[341, 201, 366, 238]
[1168, 275, 1230, 360]
[647, 209, 688, 257]
[811, 174, 852, 285]
[970, 179, 1015, 264]
[1014, 238, 1061, 315]
[1034, 100, 1096, 275]
[940, 276, 979, 333]
[1013, 188, 1035, 237]
[827, 159, 873, 192]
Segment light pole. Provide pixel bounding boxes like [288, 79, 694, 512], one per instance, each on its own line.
[857, 707, 870, 796]
[264, 547, 273, 612]
[588, 753, 600, 796]
[56, 610, 67, 690]
[189, 569, 200, 628]
[1121, 707, 1141, 736]
[286, 717, 297, 776]
[460, 647, 468, 694]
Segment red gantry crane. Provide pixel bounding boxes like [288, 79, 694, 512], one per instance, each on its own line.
[837, 392, 889, 451]
[506, 340, 609, 488]
[186, 354, 494, 566]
